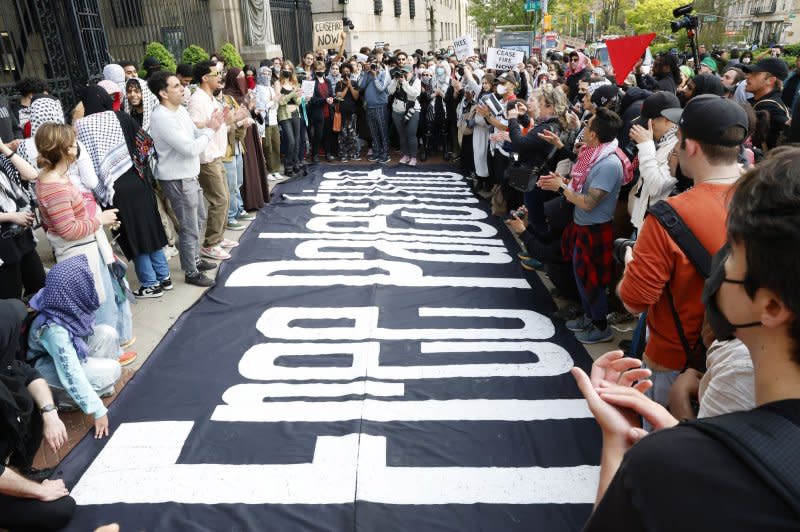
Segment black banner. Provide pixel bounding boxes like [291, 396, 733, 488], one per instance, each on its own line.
[58, 165, 601, 531]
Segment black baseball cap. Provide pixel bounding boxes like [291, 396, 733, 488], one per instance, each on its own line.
[661, 94, 748, 146]
[635, 91, 680, 126]
[590, 84, 618, 108]
[741, 57, 789, 80]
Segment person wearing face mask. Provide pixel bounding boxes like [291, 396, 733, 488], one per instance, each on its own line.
[575, 147, 800, 532]
[255, 66, 283, 181]
[335, 65, 361, 161]
[617, 95, 748, 409]
[469, 73, 498, 194]
[387, 65, 422, 166]
[277, 63, 304, 176]
[307, 61, 336, 163]
[420, 62, 454, 161]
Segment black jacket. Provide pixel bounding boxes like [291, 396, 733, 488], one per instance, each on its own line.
[751, 89, 790, 150]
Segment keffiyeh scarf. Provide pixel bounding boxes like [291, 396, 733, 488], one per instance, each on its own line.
[569, 139, 619, 193]
[29, 254, 99, 361]
[123, 78, 157, 131]
[75, 110, 133, 205]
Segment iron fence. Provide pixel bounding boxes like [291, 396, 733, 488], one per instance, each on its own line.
[271, 0, 313, 64]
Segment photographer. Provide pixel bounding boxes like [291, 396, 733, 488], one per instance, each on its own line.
[307, 61, 336, 163]
[388, 65, 422, 166]
[359, 59, 391, 164]
[618, 95, 746, 408]
[0, 140, 44, 299]
[335, 64, 361, 161]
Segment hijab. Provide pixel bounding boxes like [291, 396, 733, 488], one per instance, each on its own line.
[257, 66, 272, 87]
[433, 61, 451, 94]
[567, 52, 589, 78]
[29, 254, 99, 361]
[28, 96, 64, 136]
[224, 67, 248, 104]
[80, 85, 114, 116]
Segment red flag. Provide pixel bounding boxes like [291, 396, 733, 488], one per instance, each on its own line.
[605, 33, 656, 83]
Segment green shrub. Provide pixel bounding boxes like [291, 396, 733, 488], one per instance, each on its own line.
[142, 42, 177, 74]
[783, 43, 800, 56]
[219, 42, 245, 69]
[182, 44, 210, 65]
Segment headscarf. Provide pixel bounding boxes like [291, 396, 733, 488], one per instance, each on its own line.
[123, 77, 157, 131]
[567, 52, 589, 78]
[224, 67, 248, 104]
[98, 80, 123, 111]
[16, 96, 65, 174]
[432, 61, 451, 95]
[103, 63, 126, 90]
[29, 254, 99, 361]
[257, 66, 271, 86]
[74, 85, 136, 204]
[679, 65, 695, 80]
[246, 72, 256, 91]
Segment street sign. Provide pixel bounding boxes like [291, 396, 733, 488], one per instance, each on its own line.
[703, 15, 717, 22]
[524, 0, 540, 12]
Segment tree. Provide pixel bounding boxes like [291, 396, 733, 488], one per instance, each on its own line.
[219, 42, 245, 69]
[142, 42, 177, 74]
[467, 0, 549, 36]
[625, 0, 686, 38]
[182, 44, 210, 65]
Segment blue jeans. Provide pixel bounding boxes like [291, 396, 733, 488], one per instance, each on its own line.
[224, 154, 244, 223]
[133, 249, 170, 288]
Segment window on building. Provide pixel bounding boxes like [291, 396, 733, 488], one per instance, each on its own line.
[110, 0, 144, 28]
[375, 0, 383, 14]
[409, 0, 415, 18]
[395, 0, 402, 16]
[0, 31, 17, 74]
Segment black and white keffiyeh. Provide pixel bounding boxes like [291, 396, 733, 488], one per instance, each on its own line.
[0, 155, 30, 215]
[75, 110, 133, 205]
[123, 78, 157, 131]
[17, 97, 65, 166]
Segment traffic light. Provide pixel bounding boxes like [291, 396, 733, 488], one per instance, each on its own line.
[543, 14, 552, 31]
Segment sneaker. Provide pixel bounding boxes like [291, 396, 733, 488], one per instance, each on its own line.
[159, 276, 173, 291]
[566, 314, 593, 332]
[340, 156, 349, 162]
[267, 172, 281, 181]
[408, 157, 417, 167]
[378, 155, 391, 164]
[227, 220, 246, 231]
[133, 285, 163, 299]
[399, 155, 410, 165]
[237, 211, 256, 221]
[120, 336, 136, 349]
[201, 245, 231, 260]
[326, 154, 336, 162]
[185, 271, 216, 288]
[118, 351, 137, 367]
[520, 257, 544, 271]
[351, 155, 362, 161]
[220, 238, 239, 249]
[367, 154, 379, 162]
[195, 258, 218, 272]
[575, 324, 614, 344]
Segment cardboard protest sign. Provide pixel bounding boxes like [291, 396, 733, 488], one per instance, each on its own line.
[486, 48, 526, 70]
[453, 36, 474, 60]
[313, 19, 343, 50]
[301, 80, 316, 100]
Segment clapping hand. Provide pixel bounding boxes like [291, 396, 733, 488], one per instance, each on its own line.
[538, 129, 564, 149]
[537, 172, 565, 192]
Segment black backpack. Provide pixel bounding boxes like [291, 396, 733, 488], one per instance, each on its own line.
[647, 200, 713, 372]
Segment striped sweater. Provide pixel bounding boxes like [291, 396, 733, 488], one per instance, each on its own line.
[36, 180, 100, 241]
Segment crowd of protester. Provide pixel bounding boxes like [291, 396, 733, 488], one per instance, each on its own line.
[0, 34, 799, 530]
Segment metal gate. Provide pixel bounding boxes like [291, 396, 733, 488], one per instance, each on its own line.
[0, 0, 110, 110]
[271, 0, 314, 64]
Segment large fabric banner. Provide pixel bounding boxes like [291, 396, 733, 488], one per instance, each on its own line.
[59, 165, 601, 531]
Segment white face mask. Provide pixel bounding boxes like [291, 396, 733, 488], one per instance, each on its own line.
[496, 84, 507, 95]
[742, 57, 751, 64]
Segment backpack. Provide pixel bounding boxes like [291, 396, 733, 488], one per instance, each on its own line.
[647, 200, 713, 372]
[683, 408, 800, 520]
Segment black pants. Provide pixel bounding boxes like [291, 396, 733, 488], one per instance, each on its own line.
[0, 247, 46, 300]
[279, 115, 302, 171]
[0, 493, 76, 531]
[460, 133, 475, 176]
[309, 114, 335, 158]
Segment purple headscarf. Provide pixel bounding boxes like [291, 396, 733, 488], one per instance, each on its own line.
[29, 255, 99, 361]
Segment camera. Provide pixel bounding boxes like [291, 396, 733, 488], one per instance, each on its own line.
[456, 65, 465, 77]
[509, 208, 526, 219]
[342, 17, 355, 30]
[670, 3, 698, 32]
[370, 63, 378, 71]
[613, 238, 636, 264]
[1, 199, 40, 240]
[391, 68, 405, 79]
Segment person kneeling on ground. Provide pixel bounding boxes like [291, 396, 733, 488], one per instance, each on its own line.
[0, 299, 75, 531]
[26, 255, 121, 439]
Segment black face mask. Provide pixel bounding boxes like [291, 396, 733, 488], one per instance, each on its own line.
[281, 71, 291, 78]
[701, 244, 761, 342]
[316, 72, 325, 78]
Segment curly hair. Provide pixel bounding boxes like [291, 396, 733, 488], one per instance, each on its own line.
[532, 84, 569, 129]
[16, 77, 49, 97]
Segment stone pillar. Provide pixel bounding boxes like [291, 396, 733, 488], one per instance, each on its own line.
[208, 0, 283, 61]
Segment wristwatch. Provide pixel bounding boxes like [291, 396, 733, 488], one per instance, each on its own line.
[40, 403, 57, 414]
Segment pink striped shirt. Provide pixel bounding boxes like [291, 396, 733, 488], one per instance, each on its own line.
[36, 180, 100, 241]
